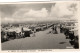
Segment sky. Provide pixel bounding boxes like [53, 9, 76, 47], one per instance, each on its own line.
[0, 2, 77, 24]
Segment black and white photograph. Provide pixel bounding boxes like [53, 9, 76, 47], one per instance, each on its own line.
[0, 1, 79, 50]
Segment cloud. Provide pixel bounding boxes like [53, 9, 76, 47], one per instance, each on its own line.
[13, 8, 48, 18]
[1, 7, 49, 23]
[24, 8, 48, 18]
[50, 2, 75, 18]
[1, 2, 77, 24]
[1, 17, 35, 24]
[13, 8, 48, 20]
[12, 8, 29, 18]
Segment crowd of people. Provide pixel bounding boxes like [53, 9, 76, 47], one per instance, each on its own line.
[1, 22, 79, 49]
[51, 23, 79, 49]
[1, 23, 52, 42]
